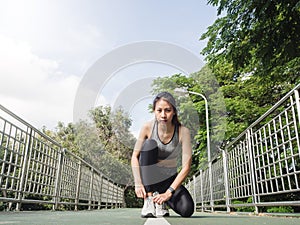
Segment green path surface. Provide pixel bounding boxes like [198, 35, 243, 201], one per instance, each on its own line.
[0, 209, 146, 225]
[0, 208, 299, 225]
[165, 211, 300, 225]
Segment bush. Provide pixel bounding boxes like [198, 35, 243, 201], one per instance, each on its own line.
[232, 197, 255, 212]
[266, 206, 294, 213]
[124, 186, 143, 208]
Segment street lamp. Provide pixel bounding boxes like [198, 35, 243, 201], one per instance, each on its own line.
[175, 88, 214, 211]
[175, 89, 211, 162]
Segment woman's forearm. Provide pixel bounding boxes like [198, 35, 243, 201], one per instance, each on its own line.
[169, 161, 191, 190]
[131, 155, 142, 185]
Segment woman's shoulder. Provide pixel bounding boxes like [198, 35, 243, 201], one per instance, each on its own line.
[178, 124, 190, 132]
[140, 120, 155, 137]
[178, 125, 191, 141]
[142, 120, 155, 129]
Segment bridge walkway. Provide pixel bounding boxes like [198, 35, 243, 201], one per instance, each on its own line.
[0, 208, 299, 225]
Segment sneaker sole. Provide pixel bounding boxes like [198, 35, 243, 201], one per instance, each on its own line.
[156, 213, 169, 217]
[141, 213, 156, 218]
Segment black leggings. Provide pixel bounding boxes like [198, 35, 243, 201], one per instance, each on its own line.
[139, 139, 194, 217]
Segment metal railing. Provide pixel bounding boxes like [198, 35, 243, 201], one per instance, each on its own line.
[186, 83, 300, 213]
[0, 105, 124, 211]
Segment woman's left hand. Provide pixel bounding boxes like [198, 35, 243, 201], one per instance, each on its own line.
[152, 191, 172, 205]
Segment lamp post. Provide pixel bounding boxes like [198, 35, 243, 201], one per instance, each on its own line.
[175, 89, 211, 162]
[175, 88, 213, 211]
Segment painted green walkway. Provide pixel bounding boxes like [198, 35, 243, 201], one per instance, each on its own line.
[0, 208, 299, 225]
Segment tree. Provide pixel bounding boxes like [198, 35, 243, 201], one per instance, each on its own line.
[198, 0, 300, 152]
[89, 106, 136, 163]
[48, 105, 136, 186]
[87, 106, 136, 201]
[201, 0, 300, 84]
[54, 122, 80, 156]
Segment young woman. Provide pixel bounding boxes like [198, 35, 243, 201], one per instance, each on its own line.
[131, 92, 194, 218]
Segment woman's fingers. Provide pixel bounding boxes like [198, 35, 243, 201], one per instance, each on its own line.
[153, 194, 167, 204]
[135, 185, 146, 198]
[153, 191, 172, 204]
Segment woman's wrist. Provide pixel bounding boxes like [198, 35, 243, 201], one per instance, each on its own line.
[135, 183, 143, 188]
[167, 186, 175, 195]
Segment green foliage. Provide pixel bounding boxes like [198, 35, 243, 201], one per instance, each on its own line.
[200, 0, 300, 152]
[48, 105, 136, 186]
[266, 206, 294, 213]
[89, 106, 136, 164]
[52, 122, 76, 153]
[232, 197, 255, 212]
[189, 65, 227, 160]
[202, 0, 300, 83]
[124, 186, 143, 208]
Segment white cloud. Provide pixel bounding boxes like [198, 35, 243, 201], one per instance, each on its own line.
[0, 34, 80, 130]
[0, 0, 116, 77]
[61, 24, 116, 74]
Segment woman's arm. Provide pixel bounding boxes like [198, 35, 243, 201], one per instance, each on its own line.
[131, 122, 150, 199]
[170, 126, 192, 189]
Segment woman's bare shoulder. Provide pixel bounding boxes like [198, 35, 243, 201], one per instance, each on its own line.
[179, 125, 190, 134]
[140, 120, 154, 138]
[179, 125, 191, 141]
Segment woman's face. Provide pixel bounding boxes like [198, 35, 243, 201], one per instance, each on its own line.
[154, 99, 175, 125]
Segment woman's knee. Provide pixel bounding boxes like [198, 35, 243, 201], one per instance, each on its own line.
[179, 204, 194, 217]
[174, 186, 195, 217]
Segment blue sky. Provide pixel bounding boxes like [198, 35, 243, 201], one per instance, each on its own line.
[0, 0, 217, 136]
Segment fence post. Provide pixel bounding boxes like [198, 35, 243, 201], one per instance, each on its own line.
[120, 185, 124, 208]
[105, 179, 110, 209]
[114, 183, 117, 208]
[16, 127, 32, 211]
[111, 181, 115, 208]
[115, 184, 119, 208]
[295, 88, 300, 127]
[193, 175, 197, 211]
[98, 174, 103, 209]
[88, 168, 94, 210]
[120, 186, 126, 208]
[53, 148, 65, 210]
[200, 169, 204, 212]
[222, 149, 230, 212]
[247, 129, 259, 214]
[75, 161, 82, 211]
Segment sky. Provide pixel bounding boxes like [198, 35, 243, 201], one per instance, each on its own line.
[0, 0, 217, 137]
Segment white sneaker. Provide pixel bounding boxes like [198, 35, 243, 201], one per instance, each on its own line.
[141, 196, 156, 218]
[155, 202, 170, 217]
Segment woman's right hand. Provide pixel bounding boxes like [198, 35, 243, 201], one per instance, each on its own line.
[135, 184, 146, 199]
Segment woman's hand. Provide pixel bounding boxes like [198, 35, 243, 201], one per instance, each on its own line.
[152, 191, 172, 205]
[135, 184, 147, 199]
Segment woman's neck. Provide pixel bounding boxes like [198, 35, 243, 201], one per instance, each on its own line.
[157, 121, 174, 134]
